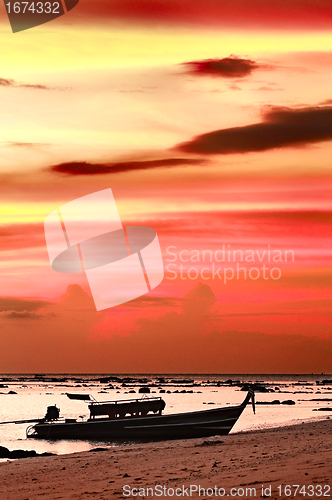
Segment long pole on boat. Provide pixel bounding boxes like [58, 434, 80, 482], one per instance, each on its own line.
[0, 418, 43, 425]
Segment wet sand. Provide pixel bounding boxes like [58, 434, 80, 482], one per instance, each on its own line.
[0, 419, 331, 499]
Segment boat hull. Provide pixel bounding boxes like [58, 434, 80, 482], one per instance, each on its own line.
[28, 394, 252, 441]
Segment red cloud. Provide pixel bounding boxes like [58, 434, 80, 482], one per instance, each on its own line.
[49, 158, 204, 176]
[69, 0, 332, 30]
[183, 57, 261, 78]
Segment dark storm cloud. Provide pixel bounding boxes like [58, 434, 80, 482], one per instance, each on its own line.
[183, 56, 261, 78]
[177, 105, 332, 154]
[50, 158, 204, 176]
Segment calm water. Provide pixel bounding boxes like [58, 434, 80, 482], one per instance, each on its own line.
[0, 374, 331, 456]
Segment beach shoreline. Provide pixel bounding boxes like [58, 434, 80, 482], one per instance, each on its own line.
[0, 418, 331, 499]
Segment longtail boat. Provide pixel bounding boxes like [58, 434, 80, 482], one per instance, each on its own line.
[25, 390, 255, 441]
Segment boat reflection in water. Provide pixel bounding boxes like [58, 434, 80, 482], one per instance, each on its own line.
[26, 390, 255, 441]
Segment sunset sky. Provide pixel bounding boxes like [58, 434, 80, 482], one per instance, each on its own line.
[0, 0, 331, 373]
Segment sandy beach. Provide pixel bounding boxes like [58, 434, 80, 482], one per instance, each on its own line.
[0, 418, 331, 499]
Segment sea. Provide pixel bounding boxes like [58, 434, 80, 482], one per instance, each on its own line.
[0, 374, 331, 457]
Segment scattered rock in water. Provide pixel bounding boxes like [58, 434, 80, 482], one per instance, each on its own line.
[316, 379, 332, 386]
[138, 387, 150, 394]
[170, 379, 194, 384]
[256, 400, 281, 405]
[0, 446, 56, 459]
[241, 383, 273, 393]
[100, 376, 122, 384]
[307, 398, 332, 402]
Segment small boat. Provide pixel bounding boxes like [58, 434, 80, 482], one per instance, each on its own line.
[26, 390, 255, 441]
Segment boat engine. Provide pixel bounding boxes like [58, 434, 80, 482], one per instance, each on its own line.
[44, 405, 60, 421]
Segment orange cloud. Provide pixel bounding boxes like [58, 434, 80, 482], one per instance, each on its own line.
[0, 283, 331, 372]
